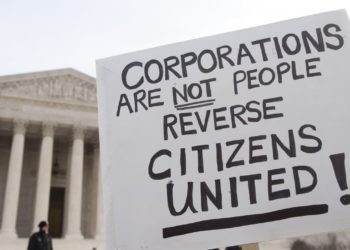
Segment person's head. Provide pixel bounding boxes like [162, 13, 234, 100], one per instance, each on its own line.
[38, 221, 48, 233]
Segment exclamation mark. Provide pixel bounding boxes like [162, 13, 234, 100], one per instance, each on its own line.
[329, 153, 350, 205]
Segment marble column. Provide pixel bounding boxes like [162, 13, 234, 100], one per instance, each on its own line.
[64, 126, 84, 239]
[0, 120, 27, 239]
[93, 140, 104, 239]
[32, 123, 55, 231]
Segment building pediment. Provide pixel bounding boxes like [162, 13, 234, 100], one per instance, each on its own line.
[0, 68, 97, 105]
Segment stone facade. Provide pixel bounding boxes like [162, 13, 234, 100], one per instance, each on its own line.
[0, 69, 103, 250]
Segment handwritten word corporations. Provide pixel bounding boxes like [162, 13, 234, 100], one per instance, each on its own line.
[121, 24, 343, 89]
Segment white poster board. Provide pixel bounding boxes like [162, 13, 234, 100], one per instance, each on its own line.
[96, 10, 350, 250]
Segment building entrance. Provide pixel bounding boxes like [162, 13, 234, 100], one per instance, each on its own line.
[48, 187, 65, 238]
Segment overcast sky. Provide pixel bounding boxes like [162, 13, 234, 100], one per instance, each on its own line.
[0, 0, 349, 77]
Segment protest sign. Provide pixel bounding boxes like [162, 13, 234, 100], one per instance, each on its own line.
[96, 10, 350, 250]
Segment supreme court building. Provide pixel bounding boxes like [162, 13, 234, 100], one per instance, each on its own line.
[0, 69, 104, 250]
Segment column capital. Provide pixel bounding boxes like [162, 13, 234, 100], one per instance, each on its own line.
[13, 119, 27, 134]
[42, 122, 55, 137]
[72, 125, 85, 140]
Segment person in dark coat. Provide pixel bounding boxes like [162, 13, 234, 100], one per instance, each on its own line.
[27, 221, 53, 250]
